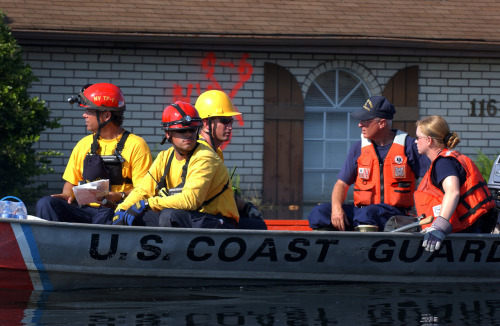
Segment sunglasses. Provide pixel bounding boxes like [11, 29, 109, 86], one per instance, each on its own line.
[359, 118, 381, 126]
[173, 128, 198, 134]
[218, 117, 234, 125]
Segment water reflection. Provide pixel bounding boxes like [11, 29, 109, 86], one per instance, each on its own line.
[1, 283, 499, 325]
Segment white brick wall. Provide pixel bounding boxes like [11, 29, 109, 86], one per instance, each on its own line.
[23, 46, 500, 197]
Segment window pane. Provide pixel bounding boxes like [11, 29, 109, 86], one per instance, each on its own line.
[338, 70, 361, 99]
[325, 141, 348, 168]
[304, 140, 323, 169]
[303, 172, 324, 202]
[349, 121, 361, 139]
[345, 87, 370, 107]
[303, 172, 337, 202]
[305, 83, 331, 107]
[315, 71, 336, 102]
[325, 112, 347, 139]
[323, 172, 337, 200]
[304, 112, 323, 138]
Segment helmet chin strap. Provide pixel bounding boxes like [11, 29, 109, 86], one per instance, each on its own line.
[172, 142, 190, 158]
[167, 129, 200, 158]
[91, 111, 113, 154]
[207, 118, 217, 151]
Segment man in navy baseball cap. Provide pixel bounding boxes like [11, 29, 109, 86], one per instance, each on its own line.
[308, 95, 430, 233]
[351, 96, 396, 121]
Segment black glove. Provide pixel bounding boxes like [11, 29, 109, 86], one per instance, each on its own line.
[242, 202, 263, 220]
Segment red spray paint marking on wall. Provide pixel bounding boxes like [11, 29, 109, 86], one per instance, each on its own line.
[172, 53, 253, 149]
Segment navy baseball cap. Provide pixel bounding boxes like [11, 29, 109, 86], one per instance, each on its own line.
[351, 96, 396, 120]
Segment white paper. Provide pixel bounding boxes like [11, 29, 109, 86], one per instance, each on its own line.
[73, 180, 109, 206]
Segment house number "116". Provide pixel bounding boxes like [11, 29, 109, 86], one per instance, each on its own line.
[470, 99, 497, 117]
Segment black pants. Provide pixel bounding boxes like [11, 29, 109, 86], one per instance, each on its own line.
[36, 196, 114, 224]
[462, 208, 498, 233]
[137, 208, 236, 229]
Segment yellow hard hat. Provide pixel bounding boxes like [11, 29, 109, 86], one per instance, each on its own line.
[195, 90, 242, 119]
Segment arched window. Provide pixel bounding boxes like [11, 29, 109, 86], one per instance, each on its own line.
[303, 69, 370, 203]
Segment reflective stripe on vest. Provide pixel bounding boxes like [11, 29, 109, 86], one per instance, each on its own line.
[354, 130, 415, 208]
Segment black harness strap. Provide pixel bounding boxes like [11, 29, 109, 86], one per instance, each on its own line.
[458, 181, 495, 221]
[197, 179, 230, 211]
[158, 142, 230, 208]
[158, 143, 199, 193]
[114, 130, 130, 161]
[90, 132, 100, 154]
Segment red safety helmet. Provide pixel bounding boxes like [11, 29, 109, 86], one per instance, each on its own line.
[161, 101, 202, 131]
[68, 83, 126, 112]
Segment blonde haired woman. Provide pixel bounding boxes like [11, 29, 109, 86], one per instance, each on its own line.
[414, 116, 496, 251]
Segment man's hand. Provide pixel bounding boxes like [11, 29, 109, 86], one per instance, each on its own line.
[331, 205, 349, 231]
[330, 179, 350, 231]
[52, 181, 78, 204]
[421, 216, 453, 251]
[51, 193, 75, 205]
[243, 202, 263, 220]
[113, 200, 149, 226]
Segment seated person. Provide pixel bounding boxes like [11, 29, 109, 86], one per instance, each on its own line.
[113, 101, 239, 228]
[308, 96, 430, 231]
[195, 90, 267, 230]
[36, 83, 152, 224]
[414, 115, 497, 251]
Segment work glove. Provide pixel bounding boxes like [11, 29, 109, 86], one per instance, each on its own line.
[113, 200, 149, 226]
[112, 209, 126, 225]
[242, 202, 263, 220]
[421, 216, 453, 252]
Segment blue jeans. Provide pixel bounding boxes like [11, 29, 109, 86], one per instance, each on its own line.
[36, 196, 114, 224]
[308, 202, 406, 231]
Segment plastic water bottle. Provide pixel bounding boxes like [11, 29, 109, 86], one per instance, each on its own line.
[13, 202, 27, 220]
[0, 201, 13, 219]
[0, 201, 6, 217]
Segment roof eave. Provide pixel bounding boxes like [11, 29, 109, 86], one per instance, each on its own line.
[12, 30, 500, 58]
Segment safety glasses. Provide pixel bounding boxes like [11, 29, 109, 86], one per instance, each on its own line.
[218, 117, 234, 125]
[359, 118, 381, 126]
[173, 128, 198, 134]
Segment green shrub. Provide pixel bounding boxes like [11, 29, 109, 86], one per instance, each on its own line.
[474, 149, 498, 181]
[0, 11, 61, 204]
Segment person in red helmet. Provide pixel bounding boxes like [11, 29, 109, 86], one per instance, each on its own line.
[113, 101, 239, 228]
[36, 83, 153, 224]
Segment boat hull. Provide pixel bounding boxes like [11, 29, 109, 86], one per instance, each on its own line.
[1, 218, 500, 291]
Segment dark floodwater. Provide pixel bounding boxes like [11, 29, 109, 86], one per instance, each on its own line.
[1, 283, 499, 325]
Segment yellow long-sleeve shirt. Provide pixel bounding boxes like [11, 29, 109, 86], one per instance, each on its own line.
[117, 142, 239, 221]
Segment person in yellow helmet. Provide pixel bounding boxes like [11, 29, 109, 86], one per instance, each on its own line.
[195, 90, 267, 230]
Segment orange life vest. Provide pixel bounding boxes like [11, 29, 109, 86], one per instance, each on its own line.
[354, 131, 415, 208]
[414, 149, 495, 232]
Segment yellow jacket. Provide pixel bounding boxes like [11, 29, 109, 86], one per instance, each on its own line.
[117, 142, 239, 220]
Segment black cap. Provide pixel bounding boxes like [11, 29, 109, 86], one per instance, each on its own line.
[351, 96, 396, 121]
